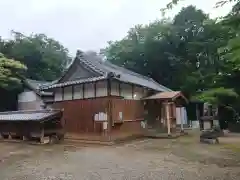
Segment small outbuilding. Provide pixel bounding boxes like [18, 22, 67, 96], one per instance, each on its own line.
[143, 91, 188, 135]
[0, 109, 64, 143]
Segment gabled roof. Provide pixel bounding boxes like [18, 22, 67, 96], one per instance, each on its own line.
[143, 91, 188, 103]
[41, 51, 172, 92]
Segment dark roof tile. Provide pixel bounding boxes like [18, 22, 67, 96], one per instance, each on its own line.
[40, 52, 172, 92]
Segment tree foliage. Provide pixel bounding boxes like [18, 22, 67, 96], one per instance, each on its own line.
[0, 32, 71, 111]
[193, 88, 238, 105]
[103, 6, 230, 94]
[0, 53, 26, 89]
[0, 31, 71, 81]
[103, 4, 240, 124]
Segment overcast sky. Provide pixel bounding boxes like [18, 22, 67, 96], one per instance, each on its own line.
[0, 0, 234, 55]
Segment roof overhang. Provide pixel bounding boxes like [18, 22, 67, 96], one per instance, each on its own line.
[0, 109, 62, 122]
[22, 79, 54, 97]
[142, 91, 188, 103]
[40, 76, 107, 90]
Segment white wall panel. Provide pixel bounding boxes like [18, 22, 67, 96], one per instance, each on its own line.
[133, 86, 144, 100]
[54, 88, 62, 101]
[111, 81, 119, 96]
[73, 84, 83, 99]
[63, 86, 72, 100]
[96, 81, 107, 97]
[84, 83, 94, 98]
[121, 83, 133, 99]
[18, 91, 37, 102]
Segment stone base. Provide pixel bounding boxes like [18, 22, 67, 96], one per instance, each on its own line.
[41, 137, 50, 144]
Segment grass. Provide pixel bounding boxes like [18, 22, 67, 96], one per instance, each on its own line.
[222, 144, 240, 152]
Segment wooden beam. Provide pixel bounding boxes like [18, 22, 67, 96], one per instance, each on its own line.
[107, 80, 113, 134]
[107, 79, 111, 96]
[72, 86, 74, 100]
[62, 87, 64, 101]
[166, 102, 171, 135]
[180, 107, 184, 132]
[94, 82, 97, 98]
[118, 82, 121, 96]
[132, 84, 134, 99]
[40, 127, 44, 144]
[82, 84, 85, 99]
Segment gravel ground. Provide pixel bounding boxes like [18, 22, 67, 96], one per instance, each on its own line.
[0, 136, 240, 180]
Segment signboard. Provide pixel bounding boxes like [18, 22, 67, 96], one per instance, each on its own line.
[94, 112, 107, 122]
[119, 112, 123, 121]
[103, 122, 108, 130]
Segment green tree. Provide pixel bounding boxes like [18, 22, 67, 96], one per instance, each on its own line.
[162, 0, 238, 13]
[0, 53, 27, 89]
[103, 6, 230, 95]
[0, 31, 71, 81]
[103, 5, 240, 126]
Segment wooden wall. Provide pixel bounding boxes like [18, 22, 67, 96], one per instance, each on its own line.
[111, 99, 144, 123]
[53, 98, 109, 133]
[53, 97, 145, 135]
[111, 99, 144, 134]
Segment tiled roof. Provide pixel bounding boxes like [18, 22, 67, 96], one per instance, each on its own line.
[24, 79, 54, 96]
[143, 91, 188, 102]
[25, 79, 52, 90]
[101, 61, 172, 92]
[41, 76, 106, 89]
[0, 109, 62, 121]
[40, 52, 172, 92]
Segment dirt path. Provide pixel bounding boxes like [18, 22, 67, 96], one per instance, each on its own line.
[0, 136, 240, 180]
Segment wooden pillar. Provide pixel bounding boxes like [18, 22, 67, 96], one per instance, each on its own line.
[40, 126, 44, 144]
[72, 86, 74, 100]
[166, 102, 171, 135]
[180, 107, 184, 132]
[107, 79, 112, 140]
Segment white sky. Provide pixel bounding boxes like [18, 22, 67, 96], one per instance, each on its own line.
[0, 0, 234, 55]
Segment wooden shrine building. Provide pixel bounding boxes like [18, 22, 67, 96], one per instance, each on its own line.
[6, 50, 187, 141]
[37, 51, 179, 140]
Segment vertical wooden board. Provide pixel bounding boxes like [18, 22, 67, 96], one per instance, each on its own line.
[53, 98, 109, 133]
[111, 99, 144, 123]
